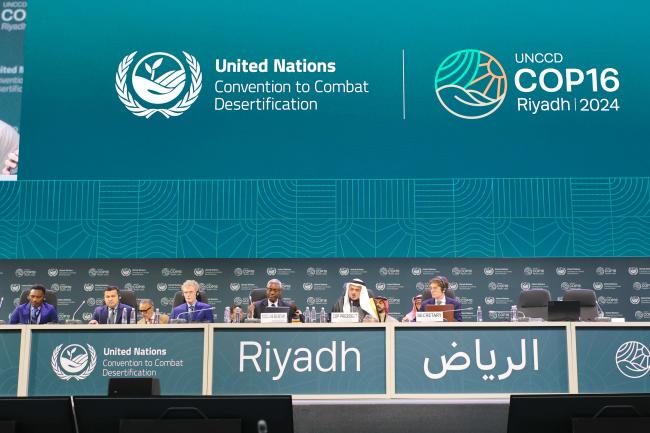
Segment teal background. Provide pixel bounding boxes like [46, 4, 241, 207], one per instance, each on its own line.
[576, 327, 650, 393]
[212, 328, 386, 394]
[0, 330, 20, 396]
[20, 0, 649, 179]
[394, 326, 569, 393]
[28, 329, 204, 396]
[1, 1, 649, 258]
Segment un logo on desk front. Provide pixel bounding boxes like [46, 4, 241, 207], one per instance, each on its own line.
[51, 344, 97, 381]
[616, 341, 650, 379]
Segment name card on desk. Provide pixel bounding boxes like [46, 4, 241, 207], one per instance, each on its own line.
[416, 312, 444, 322]
[260, 313, 288, 323]
[331, 312, 359, 323]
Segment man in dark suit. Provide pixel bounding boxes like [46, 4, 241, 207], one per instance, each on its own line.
[89, 286, 135, 324]
[419, 276, 463, 322]
[252, 279, 292, 320]
[9, 285, 58, 324]
[171, 280, 213, 322]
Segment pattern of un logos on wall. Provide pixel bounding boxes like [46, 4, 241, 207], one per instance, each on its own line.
[0, 178, 649, 259]
[2, 258, 650, 322]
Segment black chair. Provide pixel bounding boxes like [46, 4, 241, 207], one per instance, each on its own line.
[421, 287, 456, 301]
[249, 288, 267, 304]
[563, 289, 600, 321]
[516, 289, 551, 320]
[119, 290, 137, 309]
[172, 290, 206, 308]
[19, 289, 58, 311]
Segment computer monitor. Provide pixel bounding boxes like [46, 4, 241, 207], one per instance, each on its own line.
[547, 300, 580, 321]
[508, 393, 650, 433]
[73, 395, 293, 433]
[0, 397, 76, 433]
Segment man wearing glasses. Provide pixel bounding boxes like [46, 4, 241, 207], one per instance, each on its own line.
[137, 299, 169, 324]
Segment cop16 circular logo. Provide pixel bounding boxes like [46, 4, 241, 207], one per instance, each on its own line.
[435, 49, 507, 119]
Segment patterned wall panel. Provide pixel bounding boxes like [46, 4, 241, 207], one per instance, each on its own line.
[0, 178, 648, 258]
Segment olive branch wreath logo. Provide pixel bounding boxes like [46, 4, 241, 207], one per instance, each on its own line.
[51, 344, 97, 381]
[115, 51, 202, 118]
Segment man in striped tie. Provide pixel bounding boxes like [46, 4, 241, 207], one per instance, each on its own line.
[9, 285, 58, 324]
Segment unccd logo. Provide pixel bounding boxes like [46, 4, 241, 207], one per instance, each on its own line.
[593, 282, 604, 290]
[520, 282, 531, 290]
[267, 267, 278, 276]
[303, 282, 313, 291]
[556, 267, 567, 276]
[483, 267, 495, 276]
[230, 283, 240, 291]
[339, 267, 350, 276]
[121, 268, 132, 277]
[484, 297, 495, 305]
[157, 283, 168, 292]
[375, 282, 386, 291]
[411, 267, 422, 276]
[193, 268, 205, 277]
[48, 268, 59, 277]
[630, 296, 641, 305]
[83, 283, 94, 292]
[435, 49, 507, 119]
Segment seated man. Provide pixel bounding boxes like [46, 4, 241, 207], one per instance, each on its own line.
[331, 278, 378, 321]
[419, 276, 463, 322]
[89, 286, 135, 324]
[374, 296, 399, 322]
[171, 280, 213, 322]
[402, 294, 422, 322]
[252, 279, 292, 320]
[137, 299, 169, 324]
[9, 285, 58, 324]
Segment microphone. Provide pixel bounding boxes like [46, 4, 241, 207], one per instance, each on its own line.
[65, 300, 86, 324]
[173, 306, 216, 323]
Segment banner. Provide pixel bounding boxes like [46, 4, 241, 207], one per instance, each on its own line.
[212, 327, 386, 394]
[19, 0, 649, 180]
[575, 325, 650, 393]
[394, 326, 569, 393]
[28, 327, 204, 396]
[0, 329, 20, 396]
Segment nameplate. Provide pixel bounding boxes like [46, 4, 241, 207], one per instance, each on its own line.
[416, 312, 443, 322]
[331, 312, 359, 323]
[260, 313, 287, 323]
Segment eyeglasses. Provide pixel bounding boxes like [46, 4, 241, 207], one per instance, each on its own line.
[139, 307, 152, 313]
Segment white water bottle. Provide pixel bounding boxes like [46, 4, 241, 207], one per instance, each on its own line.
[319, 307, 326, 323]
[224, 306, 231, 323]
[476, 306, 483, 322]
[154, 308, 160, 324]
[511, 305, 518, 322]
[130, 308, 136, 324]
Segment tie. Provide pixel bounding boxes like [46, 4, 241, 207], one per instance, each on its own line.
[436, 299, 441, 306]
[270, 302, 277, 308]
[108, 308, 115, 324]
[31, 308, 40, 324]
[189, 305, 195, 322]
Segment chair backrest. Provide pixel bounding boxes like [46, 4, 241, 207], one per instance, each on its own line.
[516, 289, 551, 320]
[563, 289, 599, 321]
[119, 290, 137, 309]
[249, 288, 267, 303]
[19, 289, 58, 311]
[172, 290, 206, 308]
[421, 287, 456, 301]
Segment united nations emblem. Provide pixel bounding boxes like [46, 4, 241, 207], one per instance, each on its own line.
[116, 51, 202, 118]
[51, 344, 97, 381]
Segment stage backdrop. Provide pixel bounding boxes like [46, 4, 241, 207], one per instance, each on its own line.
[0, 1, 650, 259]
[1, 258, 650, 322]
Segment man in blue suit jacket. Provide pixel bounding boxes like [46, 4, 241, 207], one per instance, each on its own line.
[419, 276, 463, 322]
[171, 280, 213, 322]
[9, 285, 58, 324]
[89, 286, 134, 324]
